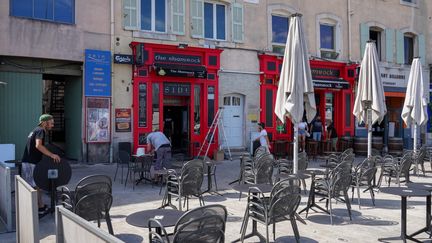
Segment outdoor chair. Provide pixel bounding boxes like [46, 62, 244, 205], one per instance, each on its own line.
[60, 174, 112, 210]
[351, 158, 378, 208]
[161, 159, 205, 211]
[311, 161, 352, 224]
[114, 150, 132, 183]
[244, 153, 274, 185]
[381, 151, 413, 187]
[124, 154, 153, 190]
[73, 192, 114, 235]
[276, 152, 308, 192]
[413, 146, 427, 176]
[149, 204, 227, 243]
[197, 155, 219, 191]
[240, 178, 302, 243]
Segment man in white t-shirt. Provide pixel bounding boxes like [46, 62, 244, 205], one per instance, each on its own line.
[255, 122, 271, 151]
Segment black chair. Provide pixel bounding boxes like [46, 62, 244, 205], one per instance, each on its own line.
[240, 178, 302, 243]
[197, 155, 218, 191]
[382, 151, 413, 186]
[74, 192, 114, 235]
[60, 174, 112, 210]
[311, 161, 352, 224]
[149, 204, 227, 243]
[351, 158, 378, 208]
[118, 142, 132, 157]
[161, 159, 205, 211]
[124, 155, 153, 190]
[114, 150, 132, 184]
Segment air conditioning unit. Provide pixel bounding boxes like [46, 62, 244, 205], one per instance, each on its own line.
[321, 50, 339, 60]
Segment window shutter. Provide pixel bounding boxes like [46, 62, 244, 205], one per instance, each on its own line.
[191, 0, 204, 38]
[172, 0, 185, 34]
[396, 30, 404, 64]
[385, 28, 394, 63]
[360, 23, 369, 59]
[123, 0, 138, 29]
[418, 34, 425, 63]
[232, 3, 244, 42]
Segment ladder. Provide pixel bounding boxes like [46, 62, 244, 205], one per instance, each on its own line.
[197, 107, 232, 160]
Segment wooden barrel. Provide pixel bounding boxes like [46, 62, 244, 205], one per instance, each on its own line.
[388, 137, 403, 156]
[372, 136, 383, 151]
[354, 137, 368, 155]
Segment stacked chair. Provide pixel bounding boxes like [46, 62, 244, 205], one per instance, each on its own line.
[351, 157, 378, 208]
[161, 159, 205, 211]
[240, 178, 303, 243]
[148, 204, 227, 243]
[60, 175, 114, 235]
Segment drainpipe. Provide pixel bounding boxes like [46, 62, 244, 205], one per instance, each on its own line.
[347, 0, 352, 61]
[109, 0, 115, 163]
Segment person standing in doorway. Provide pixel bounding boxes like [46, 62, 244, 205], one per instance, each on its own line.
[146, 130, 172, 172]
[310, 115, 324, 141]
[22, 114, 61, 214]
[255, 122, 271, 151]
[327, 120, 338, 151]
[298, 119, 309, 152]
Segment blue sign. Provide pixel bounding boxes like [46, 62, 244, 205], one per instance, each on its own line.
[85, 49, 111, 96]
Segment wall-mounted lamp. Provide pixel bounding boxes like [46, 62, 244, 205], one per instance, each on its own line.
[178, 43, 188, 49]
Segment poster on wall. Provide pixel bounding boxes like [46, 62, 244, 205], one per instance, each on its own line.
[86, 97, 111, 143]
[115, 108, 131, 132]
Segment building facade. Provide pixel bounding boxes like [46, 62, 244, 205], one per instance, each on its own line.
[1, 0, 430, 162]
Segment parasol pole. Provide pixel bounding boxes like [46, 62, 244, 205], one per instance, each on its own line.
[365, 101, 372, 158]
[413, 121, 418, 175]
[293, 123, 299, 174]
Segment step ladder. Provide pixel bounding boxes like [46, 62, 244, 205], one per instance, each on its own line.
[197, 107, 232, 160]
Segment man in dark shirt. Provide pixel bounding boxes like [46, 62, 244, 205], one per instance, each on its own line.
[22, 114, 61, 213]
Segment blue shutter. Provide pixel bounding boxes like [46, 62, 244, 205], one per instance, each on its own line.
[396, 31, 404, 64]
[385, 28, 394, 63]
[360, 23, 369, 59]
[418, 34, 425, 63]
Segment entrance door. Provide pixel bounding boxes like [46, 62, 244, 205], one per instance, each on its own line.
[222, 94, 244, 147]
[164, 104, 189, 155]
[64, 77, 82, 160]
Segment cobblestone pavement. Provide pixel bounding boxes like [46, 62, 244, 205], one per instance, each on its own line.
[1, 156, 432, 242]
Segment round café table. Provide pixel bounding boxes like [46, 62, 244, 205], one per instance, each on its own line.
[379, 187, 431, 243]
[126, 208, 183, 234]
[232, 183, 273, 194]
[274, 172, 311, 181]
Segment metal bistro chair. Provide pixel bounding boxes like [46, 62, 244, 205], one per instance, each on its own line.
[311, 161, 353, 224]
[149, 204, 227, 243]
[124, 154, 153, 190]
[351, 158, 378, 208]
[114, 150, 132, 184]
[240, 178, 302, 243]
[382, 151, 413, 187]
[73, 192, 114, 235]
[60, 174, 112, 209]
[161, 159, 205, 211]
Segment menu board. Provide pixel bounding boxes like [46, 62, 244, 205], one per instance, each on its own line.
[139, 83, 147, 127]
[115, 108, 131, 132]
[86, 97, 111, 143]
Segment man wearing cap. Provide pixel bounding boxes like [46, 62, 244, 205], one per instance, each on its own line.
[22, 114, 61, 214]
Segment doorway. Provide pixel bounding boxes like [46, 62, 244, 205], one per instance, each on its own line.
[222, 94, 244, 147]
[163, 104, 190, 155]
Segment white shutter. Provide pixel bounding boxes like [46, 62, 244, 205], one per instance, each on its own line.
[123, 0, 138, 30]
[396, 30, 404, 64]
[191, 0, 204, 38]
[360, 23, 369, 59]
[418, 34, 425, 63]
[232, 3, 244, 42]
[172, 0, 185, 35]
[385, 28, 394, 63]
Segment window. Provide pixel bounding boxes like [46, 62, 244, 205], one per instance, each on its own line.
[141, 0, 166, 32]
[400, 0, 417, 6]
[404, 34, 414, 64]
[271, 15, 289, 54]
[194, 85, 201, 134]
[320, 24, 335, 50]
[10, 0, 75, 24]
[369, 29, 382, 61]
[204, 2, 226, 40]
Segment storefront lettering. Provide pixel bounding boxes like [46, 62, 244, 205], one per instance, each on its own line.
[311, 68, 340, 78]
[381, 73, 405, 79]
[154, 53, 201, 65]
[114, 54, 133, 64]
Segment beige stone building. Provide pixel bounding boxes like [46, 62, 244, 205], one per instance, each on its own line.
[1, 0, 430, 162]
